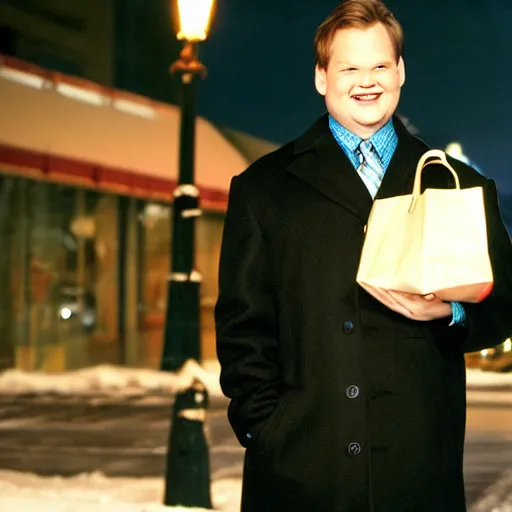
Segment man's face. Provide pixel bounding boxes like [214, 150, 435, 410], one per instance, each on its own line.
[315, 23, 405, 139]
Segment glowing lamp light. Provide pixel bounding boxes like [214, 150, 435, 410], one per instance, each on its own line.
[504, 338, 512, 353]
[176, 0, 215, 41]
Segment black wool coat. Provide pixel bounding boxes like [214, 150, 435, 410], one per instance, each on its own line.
[215, 115, 512, 512]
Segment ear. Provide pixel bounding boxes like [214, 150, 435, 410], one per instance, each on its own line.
[398, 56, 406, 87]
[315, 65, 327, 96]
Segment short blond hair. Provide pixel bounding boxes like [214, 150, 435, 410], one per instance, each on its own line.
[314, 0, 404, 69]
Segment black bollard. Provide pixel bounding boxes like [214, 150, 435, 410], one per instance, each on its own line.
[163, 383, 212, 508]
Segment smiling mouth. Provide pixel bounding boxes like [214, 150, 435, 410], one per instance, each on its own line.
[352, 93, 382, 102]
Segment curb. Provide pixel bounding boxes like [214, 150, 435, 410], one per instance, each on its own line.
[0, 390, 507, 409]
[0, 392, 230, 409]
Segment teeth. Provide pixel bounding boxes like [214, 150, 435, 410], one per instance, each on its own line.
[355, 94, 378, 100]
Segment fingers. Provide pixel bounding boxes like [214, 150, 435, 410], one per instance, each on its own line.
[387, 290, 418, 317]
[389, 291, 442, 304]
[361, 285, 450, 321]
[387, 290, 451, 321]
[362, 285, 414, 319]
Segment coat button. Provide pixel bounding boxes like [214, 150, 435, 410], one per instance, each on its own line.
[348, 442, 361, 456]
[343, 321, 354, 334]
[346, 385, 360, 399]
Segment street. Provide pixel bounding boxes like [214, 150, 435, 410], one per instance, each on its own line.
[0, 396, 510, 507]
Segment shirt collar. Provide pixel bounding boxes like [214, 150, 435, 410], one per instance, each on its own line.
[328, 115, 397, 164]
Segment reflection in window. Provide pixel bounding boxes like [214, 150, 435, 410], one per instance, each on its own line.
[139, 202, 171, 367]
[10, 180, 120, 370]
[197, 212, 224, 360]
[27, 180, 76, 370]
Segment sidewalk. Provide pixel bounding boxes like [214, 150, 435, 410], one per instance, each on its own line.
[470, 470, 512, 512]
[466, 389, 512, 407]
[0, 364, 510, 512]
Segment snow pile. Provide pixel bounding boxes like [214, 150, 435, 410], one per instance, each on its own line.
[470, 470, 512, 512]
[0, 360, 223, 398]
[466, 369, 512, 388]
[0, 471, 241, 512]
[0, 363, 509, 398]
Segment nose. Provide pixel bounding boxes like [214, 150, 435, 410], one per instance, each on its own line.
[359, 70, 376, 88]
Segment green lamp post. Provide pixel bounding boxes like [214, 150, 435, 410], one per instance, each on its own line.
[161, 0, 215, 508]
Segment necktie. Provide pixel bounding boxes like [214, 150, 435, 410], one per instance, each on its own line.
[356, 140, 384, 199]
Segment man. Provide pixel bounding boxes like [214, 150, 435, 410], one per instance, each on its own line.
[215, 1, 512, 510]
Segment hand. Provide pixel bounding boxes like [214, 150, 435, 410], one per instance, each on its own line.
[361, 284, 452, 322]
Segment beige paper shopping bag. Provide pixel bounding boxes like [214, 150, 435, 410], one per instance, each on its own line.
[356, 149, 493, 303]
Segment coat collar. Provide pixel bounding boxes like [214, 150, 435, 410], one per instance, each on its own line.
[286, 114, 429, 221]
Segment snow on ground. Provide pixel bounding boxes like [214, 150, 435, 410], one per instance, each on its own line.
[0, 363, 509, 510]
[1, 469, 512, 512]
[466, 369, 512, 388]
[0, 363, 510, 398]
[0, 360, 223, 398]
[0, 471, 242, 512]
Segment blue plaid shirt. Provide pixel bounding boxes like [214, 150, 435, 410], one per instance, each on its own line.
[329, 115, 398, 172]
[328, 115, 466, 327]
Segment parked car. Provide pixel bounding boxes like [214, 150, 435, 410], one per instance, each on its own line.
[466, 339, 512, 372]
[58, 287, 96, 333]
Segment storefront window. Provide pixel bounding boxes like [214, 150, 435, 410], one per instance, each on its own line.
[0, 174, 225, 371]
[82, 190, 120, 366]
[0, 175, 18, 369]
[139, 203, 225, 367]
[0, 177, 121, 371]
[139, 202, 171, 368]
[27, 180, 77, 371]
[197, 211, 224, 361]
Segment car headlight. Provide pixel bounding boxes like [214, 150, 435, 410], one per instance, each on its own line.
[60, 307, 72, 320]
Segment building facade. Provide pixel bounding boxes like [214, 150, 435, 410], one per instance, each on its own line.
[114, 0, 181, 105]
[0, 0, 114, 85]
[0, 55, 274, 372]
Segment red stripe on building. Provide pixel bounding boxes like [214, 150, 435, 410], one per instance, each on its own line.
[0, 143, 229, 211]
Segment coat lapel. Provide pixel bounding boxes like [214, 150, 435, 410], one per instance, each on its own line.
[286, 115, 373, 222]
[285, 115, 431, 221]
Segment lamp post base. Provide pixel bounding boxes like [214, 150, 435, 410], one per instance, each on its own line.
[163, 386, 212, 508]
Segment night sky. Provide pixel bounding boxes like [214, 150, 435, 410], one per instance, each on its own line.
[193, 0, 512, 193]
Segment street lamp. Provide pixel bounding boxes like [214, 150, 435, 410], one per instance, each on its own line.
[161, 0, 215, 508]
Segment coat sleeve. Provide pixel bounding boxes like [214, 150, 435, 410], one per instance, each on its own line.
[215, 175, 280, 447]
[462, 178, 512, 352]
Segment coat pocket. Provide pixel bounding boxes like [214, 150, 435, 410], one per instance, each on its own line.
[253, 391, 296, 458]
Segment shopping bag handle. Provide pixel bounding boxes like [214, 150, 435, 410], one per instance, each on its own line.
[409, 149, 460, 213]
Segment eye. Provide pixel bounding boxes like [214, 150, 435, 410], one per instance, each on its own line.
[375, 65, 388, 70]
[342, 67, 357, 72]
